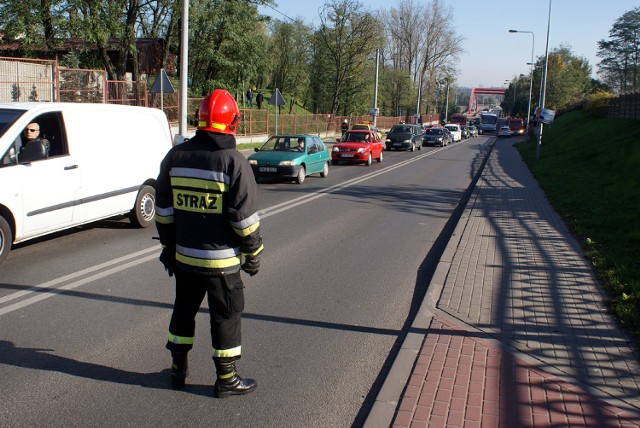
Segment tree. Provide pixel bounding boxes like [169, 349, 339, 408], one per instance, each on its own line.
[538, 44, 592, 113]
[0, 0, 66, 56]
[382, 0, 463, 116]
[187, 0, 271, 97]
[597, 6, 640, 94]
[314, 0, 383, 116]
[267, 19, 313, 113]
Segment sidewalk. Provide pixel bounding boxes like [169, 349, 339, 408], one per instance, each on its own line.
[365, 139, 640, 427]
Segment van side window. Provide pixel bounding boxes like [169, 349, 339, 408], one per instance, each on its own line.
[32, 112, 68, 158]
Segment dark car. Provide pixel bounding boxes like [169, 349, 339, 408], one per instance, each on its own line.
[384, 124, 423, 152]
[422, 127, 452, 147]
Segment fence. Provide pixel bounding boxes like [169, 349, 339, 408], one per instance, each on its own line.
[1, 56, 441, 137]
[0, 57, 56, 102]
[607, 93, 640, 121]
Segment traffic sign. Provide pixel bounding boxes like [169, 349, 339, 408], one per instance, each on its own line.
[268, 88, 285, 106]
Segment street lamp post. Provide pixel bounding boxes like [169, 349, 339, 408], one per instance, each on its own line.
[509, 29, 535, 135]
[535, 0, 553, 160]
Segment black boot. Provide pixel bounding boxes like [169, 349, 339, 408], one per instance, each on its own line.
[213, 357, 257, 398]
[170, 351, 189, 389]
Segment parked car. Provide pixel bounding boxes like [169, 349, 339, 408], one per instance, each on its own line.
[460, 125, 471, 139]
[248, 134, 331, 184]
[497, 126, 512, 137]
[332, 130, 384, 166]
[467, 125, 479, 137]
[423, 127, 452, 147]
[385, 124, 423, 151]
[444, 124, 462, 142]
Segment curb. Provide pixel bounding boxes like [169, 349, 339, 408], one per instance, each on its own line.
[362, 139, 496, 428]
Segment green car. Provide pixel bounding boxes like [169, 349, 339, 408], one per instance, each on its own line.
[248, 134, 331, 184]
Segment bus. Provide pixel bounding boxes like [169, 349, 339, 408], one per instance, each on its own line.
[450, 113, 467, 126]
[480, 112, 498, 133]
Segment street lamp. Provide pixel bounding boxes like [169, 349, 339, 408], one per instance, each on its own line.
[535, 0, 553, 160]
[509, 29, 534, 135]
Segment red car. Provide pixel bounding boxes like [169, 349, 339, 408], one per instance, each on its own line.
[332, 130, 384, 166]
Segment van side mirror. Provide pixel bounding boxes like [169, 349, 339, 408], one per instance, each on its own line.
[19, 141, 47, 163]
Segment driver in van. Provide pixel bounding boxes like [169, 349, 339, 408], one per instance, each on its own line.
[21, 122, 50, 158]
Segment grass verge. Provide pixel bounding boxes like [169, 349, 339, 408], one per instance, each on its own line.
[515, 109, 640, 343]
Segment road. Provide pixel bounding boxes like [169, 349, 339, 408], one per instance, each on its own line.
[0, 135, 494, 427]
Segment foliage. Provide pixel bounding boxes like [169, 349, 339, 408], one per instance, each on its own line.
[187, 0, 271, 97]
[314, 0, 383, 116]
[583, 90, 616, 118]
[540, 44, 593, 113]
[267, 19, 313, 113]
[515, 110, 640, 339]
[597, 6, 640, 94]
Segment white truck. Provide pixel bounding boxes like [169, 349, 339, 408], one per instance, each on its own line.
[0, 102, 173, 265]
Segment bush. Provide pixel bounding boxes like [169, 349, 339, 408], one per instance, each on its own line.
[584, 90, 616, 118]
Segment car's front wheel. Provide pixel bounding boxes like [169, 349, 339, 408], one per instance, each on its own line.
[296, 165, 306, 184]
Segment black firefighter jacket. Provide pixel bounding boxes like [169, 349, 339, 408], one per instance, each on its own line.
[155, 130, 263, 276]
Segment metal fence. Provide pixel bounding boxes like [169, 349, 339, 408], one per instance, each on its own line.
[0, 57, 56, 102]
[607, 93, 640, 121]
[1, 56, 442, 136]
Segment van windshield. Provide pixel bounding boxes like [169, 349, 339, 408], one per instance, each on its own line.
[0, 109, 26, 137]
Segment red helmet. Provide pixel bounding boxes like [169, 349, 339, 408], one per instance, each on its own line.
[198, 89, 240, 135]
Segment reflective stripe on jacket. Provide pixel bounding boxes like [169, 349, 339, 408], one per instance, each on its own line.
[155, 131, 263, 276]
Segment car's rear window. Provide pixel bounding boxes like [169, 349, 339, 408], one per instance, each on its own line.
[390, 126, 411, 133]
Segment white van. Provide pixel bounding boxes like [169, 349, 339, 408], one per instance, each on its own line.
[0, 102, 173, 265]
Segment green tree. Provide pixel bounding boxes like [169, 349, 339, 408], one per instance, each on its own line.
[532, 44, 592, 113]
[187, 0, 270, 97]
[0, 0, 66, 56]
[267, 19, 313, 113]
[314, 0, 383, 116]
[597, 6, 640, 94]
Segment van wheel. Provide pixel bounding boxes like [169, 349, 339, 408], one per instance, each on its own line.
[130, 185, 156, 228]
[0, 215, 13, 266]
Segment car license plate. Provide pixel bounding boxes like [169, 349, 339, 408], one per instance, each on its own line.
[342, 154, 354, 158]
[393, 143, 401, 147]
[259, 167, 277, 172]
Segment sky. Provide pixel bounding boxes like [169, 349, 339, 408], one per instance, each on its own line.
[258, 0, 637, 89]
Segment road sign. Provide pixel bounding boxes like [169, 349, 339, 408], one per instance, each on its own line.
[268, 88, 285, 106]
[149, 69, 175, 94]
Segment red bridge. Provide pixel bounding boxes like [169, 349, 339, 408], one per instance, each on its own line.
[467, 87, 506, 115]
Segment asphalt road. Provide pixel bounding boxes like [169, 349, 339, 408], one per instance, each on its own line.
[0, 135, 494, 427]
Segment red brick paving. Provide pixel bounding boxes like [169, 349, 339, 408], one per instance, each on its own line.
[392, 316, 640, 428]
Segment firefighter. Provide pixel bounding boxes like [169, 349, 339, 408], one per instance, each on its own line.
[155, 89, 263, 398]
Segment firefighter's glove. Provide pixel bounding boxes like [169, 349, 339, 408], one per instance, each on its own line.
[159, 246, 176, 277]
[241, 255, 260, 276]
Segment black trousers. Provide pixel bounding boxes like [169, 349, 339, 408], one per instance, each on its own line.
[166, 270, 244, 356]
